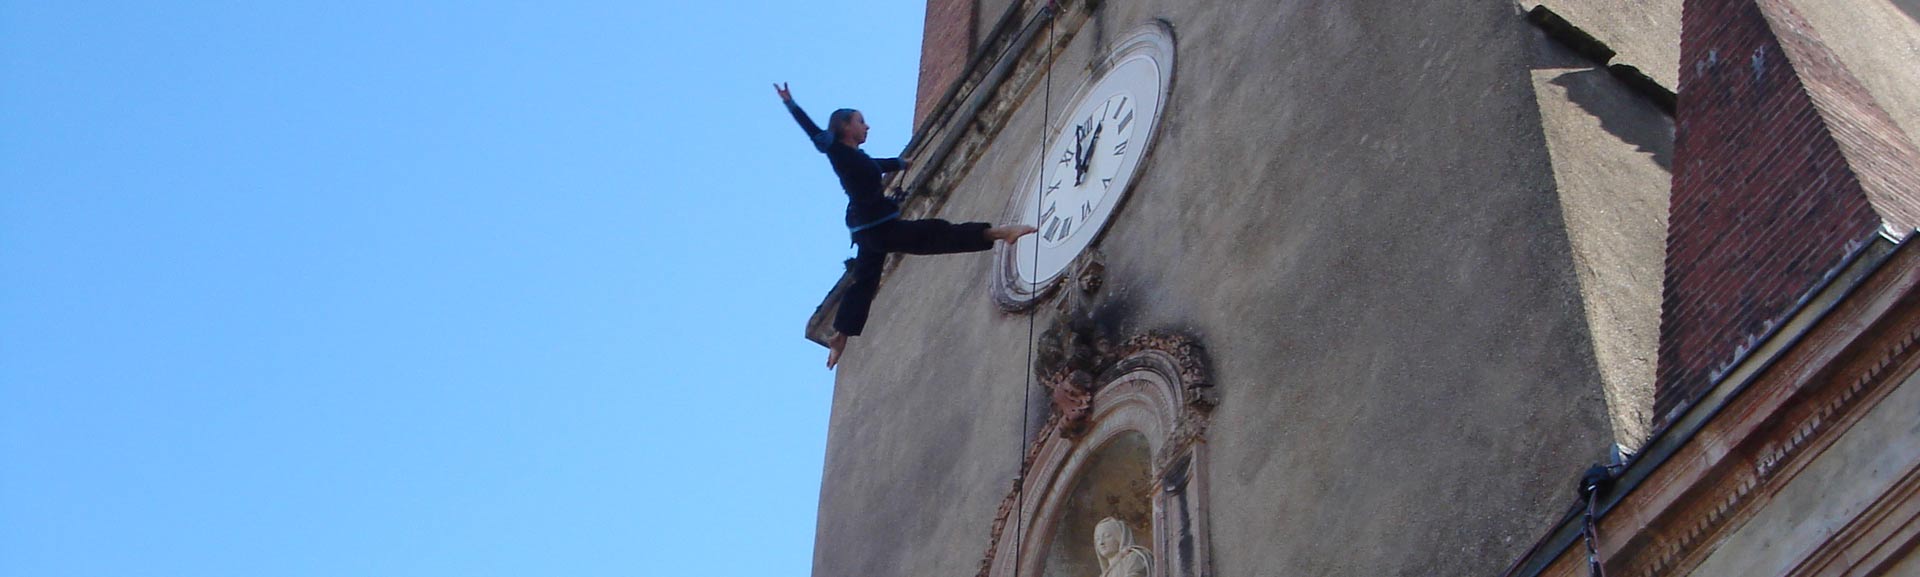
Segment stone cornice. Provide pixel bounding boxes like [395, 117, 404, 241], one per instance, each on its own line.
[1502, 236, 1920, 577]
[1611, 307, 1920, 576]
[1785, 463, 1920, 574]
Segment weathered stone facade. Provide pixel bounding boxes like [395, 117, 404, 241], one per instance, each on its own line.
[1506, 0, 1920, 575]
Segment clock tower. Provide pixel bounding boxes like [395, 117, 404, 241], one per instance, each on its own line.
[804, 0, 1920, 576]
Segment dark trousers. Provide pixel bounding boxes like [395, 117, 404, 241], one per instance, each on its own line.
[834, 218, 994, 336]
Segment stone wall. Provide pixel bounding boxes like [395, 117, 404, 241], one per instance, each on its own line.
[812, 1, 1685, 575]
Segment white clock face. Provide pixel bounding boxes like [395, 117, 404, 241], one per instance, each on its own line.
[1033, 92, 1137, 248]
[1011, 46, 1165, 287]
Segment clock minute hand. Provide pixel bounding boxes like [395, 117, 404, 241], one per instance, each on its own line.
[1076, 122, 1104, 184]
[1069, 124, 1087, 185]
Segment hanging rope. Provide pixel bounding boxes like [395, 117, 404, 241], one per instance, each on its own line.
[1577, 464, 1614, 577]
[1581, 488, 1603, 577]
[1013, 4, 1059, 577]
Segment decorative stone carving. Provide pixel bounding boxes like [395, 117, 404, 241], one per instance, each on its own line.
[1035, 315, 1107, 439]
[1031, 288, 1215, 437]
[1048, 370, 1097, 439]
[978, 330, 1213, 577]
[1076, 257, 1106, 296]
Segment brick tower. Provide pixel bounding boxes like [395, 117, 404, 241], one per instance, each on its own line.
[1656, 0, 1920, 424]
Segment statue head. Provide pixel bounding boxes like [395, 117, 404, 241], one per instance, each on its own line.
[1094, 517, 1132, 563]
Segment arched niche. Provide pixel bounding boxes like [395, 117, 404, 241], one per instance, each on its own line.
[1041, 431, 1154, 577]
[979, 339, 1213, 577]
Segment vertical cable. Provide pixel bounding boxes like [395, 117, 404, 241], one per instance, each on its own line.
[1578, 463, 1611, 577]
[1013, 4, 1057, 577]
[1583, 489, 1605, 577]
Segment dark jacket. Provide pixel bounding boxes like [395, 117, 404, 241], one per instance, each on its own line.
[785, 99, 904, 231]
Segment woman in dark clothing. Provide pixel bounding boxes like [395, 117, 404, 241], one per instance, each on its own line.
[776, 83, 1036, 369]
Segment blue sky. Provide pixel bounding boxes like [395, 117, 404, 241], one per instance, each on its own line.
[1, 2, 925, 575]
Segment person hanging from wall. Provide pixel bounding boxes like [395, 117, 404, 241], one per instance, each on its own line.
[776, 83, 1037, 369]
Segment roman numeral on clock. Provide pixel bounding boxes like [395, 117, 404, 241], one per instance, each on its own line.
[1042, 216, 1076, 242]
[1081, 201, 1094, 219]
[1112, 140, 1129, 156]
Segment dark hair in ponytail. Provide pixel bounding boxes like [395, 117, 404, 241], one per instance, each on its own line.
[812, 108, 860, 152]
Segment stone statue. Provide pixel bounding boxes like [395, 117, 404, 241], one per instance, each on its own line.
[1094, 517, 1153, 577]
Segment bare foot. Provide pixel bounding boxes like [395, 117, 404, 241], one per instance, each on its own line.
[826, 333, 848, 369]
[986, 224, 1039, 243]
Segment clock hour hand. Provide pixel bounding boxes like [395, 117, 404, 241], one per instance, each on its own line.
[1072, 123, 1089, 171]
[1075, 113, 1098, 156]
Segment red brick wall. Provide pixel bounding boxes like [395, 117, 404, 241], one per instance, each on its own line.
[915, 0, 975, 131]
[1656, 0, 1920, 424]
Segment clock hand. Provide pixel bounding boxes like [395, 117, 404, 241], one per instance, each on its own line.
[1075, 115, 1097, 166]
[1073, 123, 1089, 170]
[1076, 122, 1104, 185]
[1074, 129, 1085, 171]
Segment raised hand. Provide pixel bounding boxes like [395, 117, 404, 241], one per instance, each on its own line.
[774, 82, 793, 102]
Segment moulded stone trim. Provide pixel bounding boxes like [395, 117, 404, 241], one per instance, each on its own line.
[1616, 309, 1920, 577]
[976, 337, 1213, 577]
[1510, 242, 1920, 577]
[1784, 463, 1920, 576]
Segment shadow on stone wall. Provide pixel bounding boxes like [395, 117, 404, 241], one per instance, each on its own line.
[1549, 68, 1676, 171]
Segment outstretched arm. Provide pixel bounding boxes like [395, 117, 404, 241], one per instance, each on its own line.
[874, 157, 907, 173]
[775, 82, 824, 139]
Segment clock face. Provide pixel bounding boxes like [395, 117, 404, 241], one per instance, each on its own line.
[1010, 41, 1166, 288]
[1033, 92, 1138, 249]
